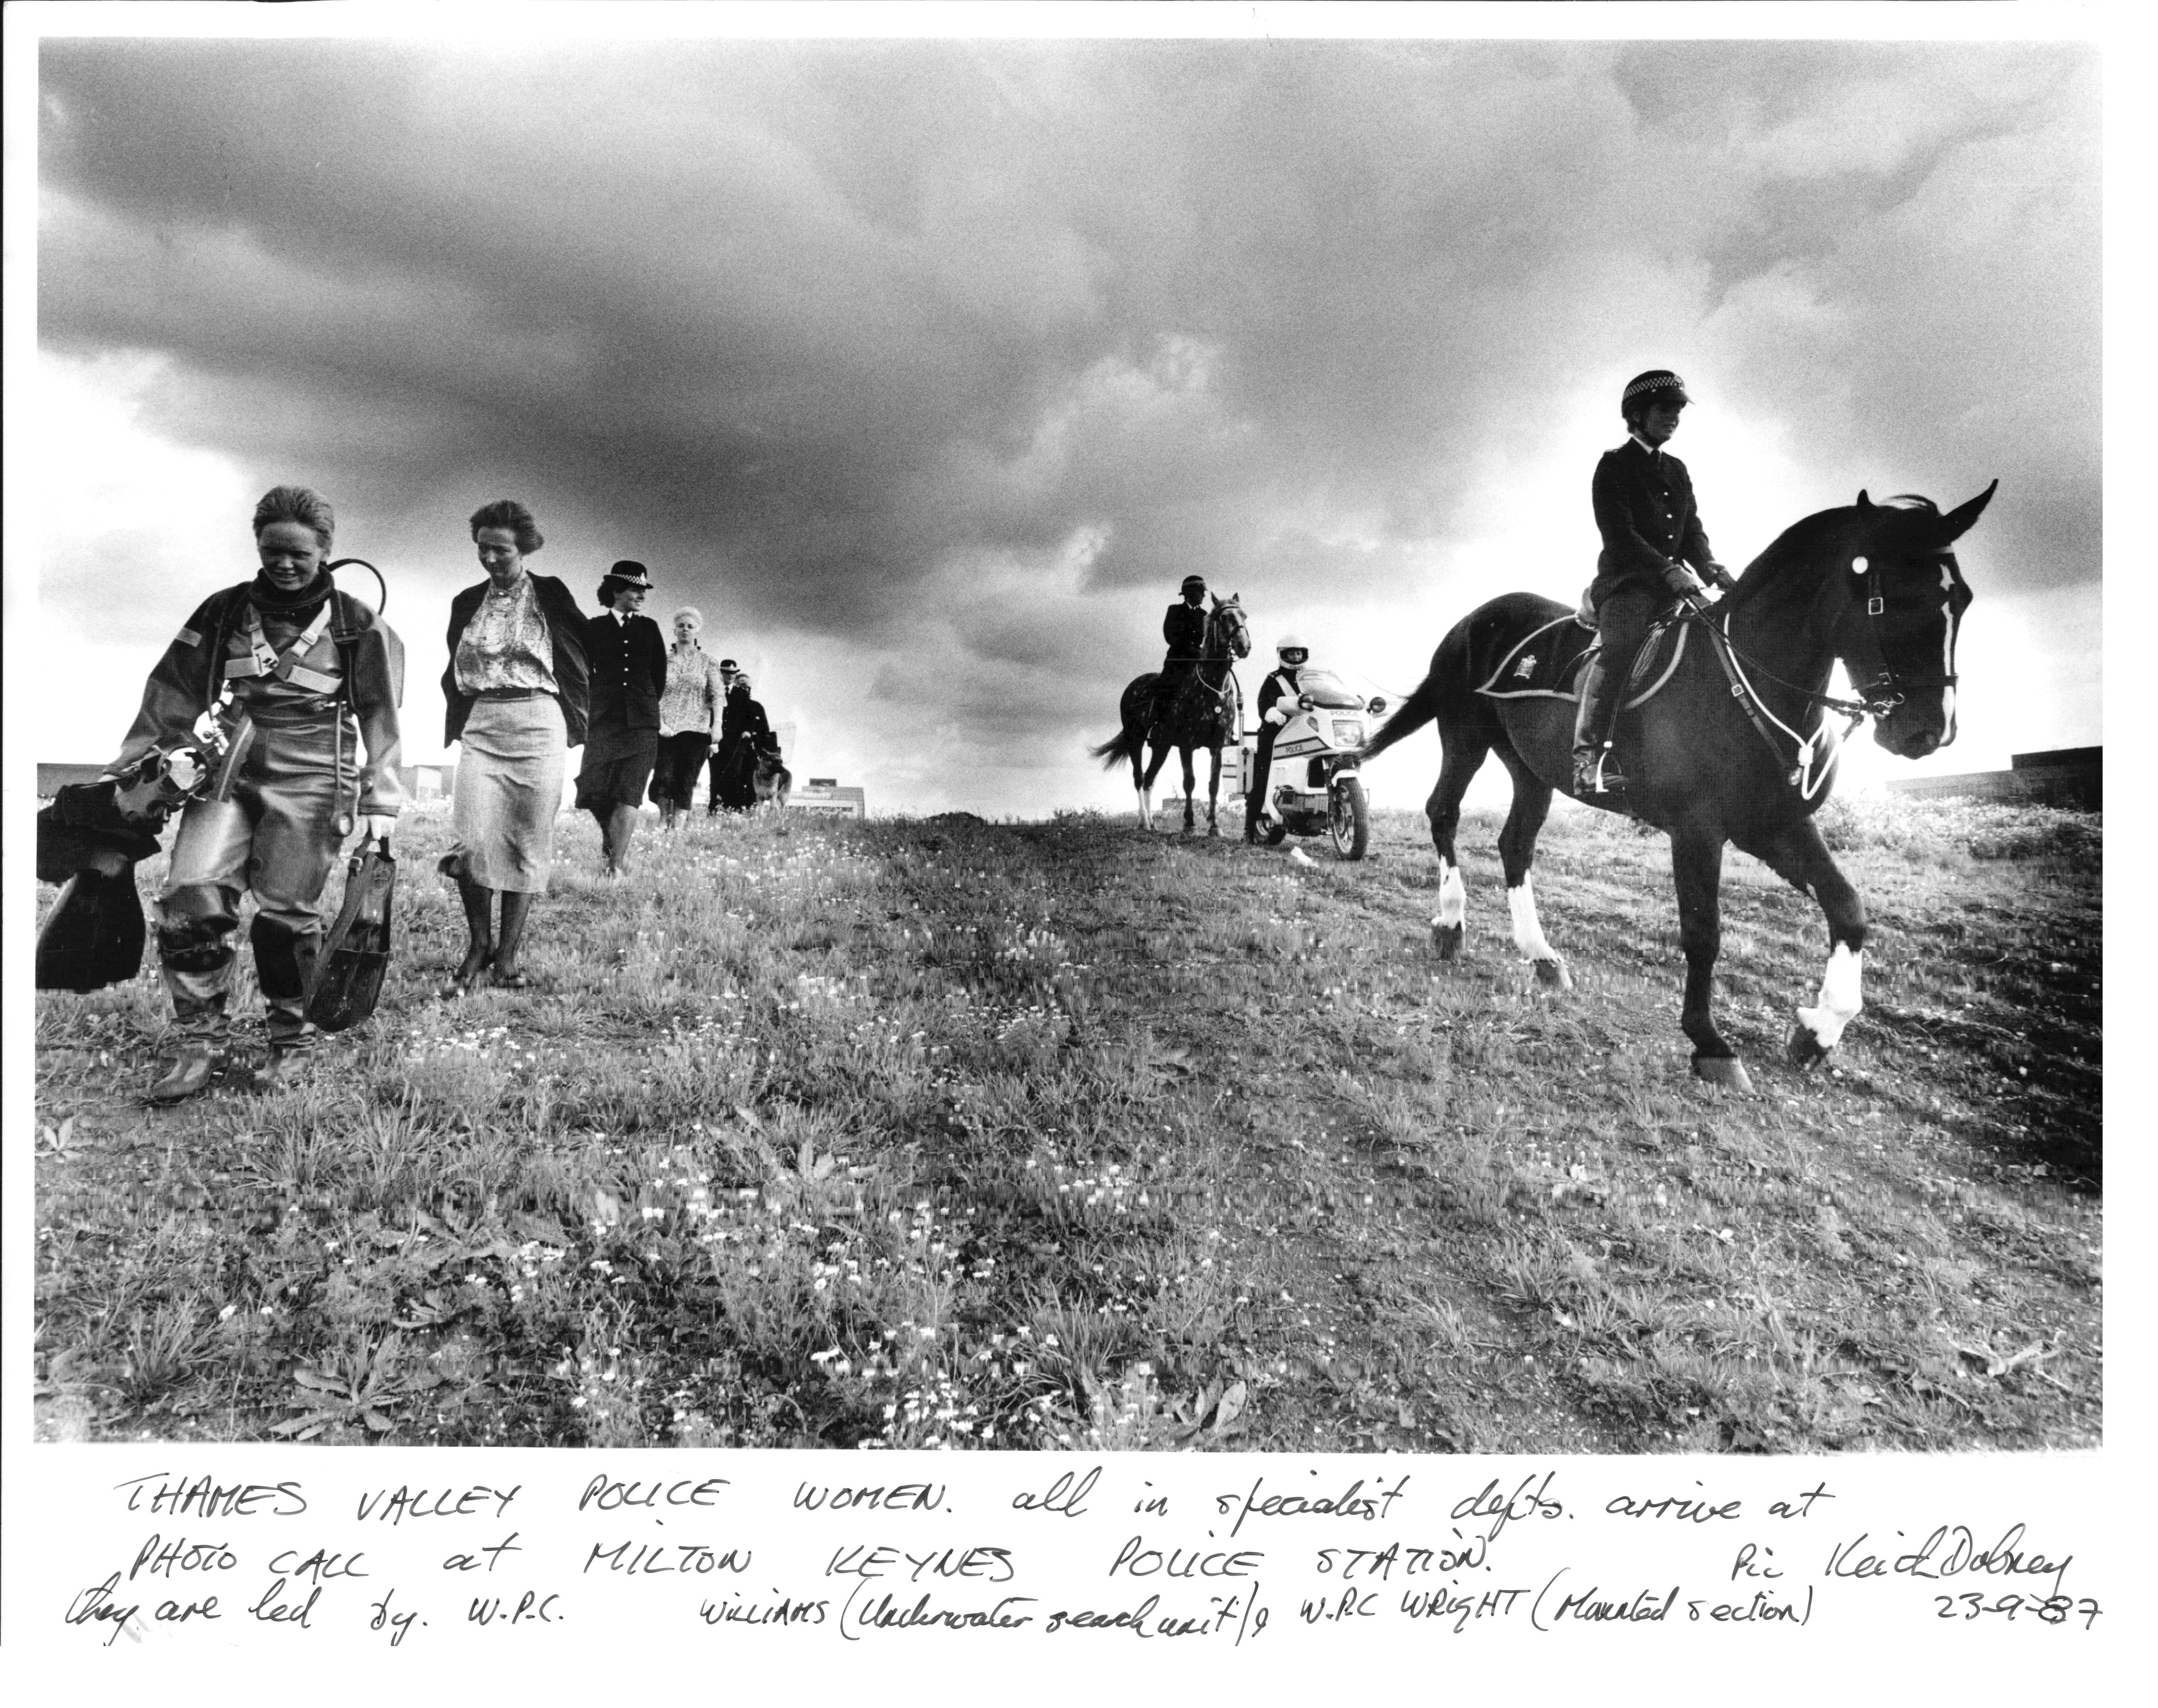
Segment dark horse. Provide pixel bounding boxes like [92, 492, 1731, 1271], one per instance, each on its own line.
[1093, 594, 1252, 833]
[1360, 484, 1996, 1091]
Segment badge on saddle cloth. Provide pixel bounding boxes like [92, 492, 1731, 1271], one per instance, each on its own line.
[307, 835, 396, 1032]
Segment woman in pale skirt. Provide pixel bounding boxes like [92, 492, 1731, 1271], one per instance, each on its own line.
[439, 500, 591, 992]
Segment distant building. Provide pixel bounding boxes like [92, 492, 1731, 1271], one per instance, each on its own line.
[790, 778, 866, 819]
[1884, 746, 2099, 811]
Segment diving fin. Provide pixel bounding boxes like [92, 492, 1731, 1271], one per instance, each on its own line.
[306, 836, 397, 1032]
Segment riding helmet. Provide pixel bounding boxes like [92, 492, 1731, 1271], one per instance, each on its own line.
[1180, 574, 1207, 595]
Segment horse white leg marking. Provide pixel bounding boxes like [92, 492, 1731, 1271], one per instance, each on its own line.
[1135, 787, 1151, 829]
[1795, 942, 1864, 1050]
[1431, 859, 1466, 933]
[1506, 874, 1560, 963]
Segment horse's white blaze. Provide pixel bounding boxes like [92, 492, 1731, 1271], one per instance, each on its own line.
[1507, 875, 1559, 963]
[1431, 859, 1466, 932]
[1939, 565, 1958, 744]
[1796, 942, 1864, 1050]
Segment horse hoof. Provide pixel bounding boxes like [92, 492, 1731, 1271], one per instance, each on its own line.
[1433, 924, 1463, 960]
[1786, 1022, 1829, 1069]
[1692, 1054, 1754, 1094]
[1532, 958, 1572, 991]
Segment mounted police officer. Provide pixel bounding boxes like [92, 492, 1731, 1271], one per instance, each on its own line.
[1243, 633, 1310, 843]
[1575, 369, 1738, 795]
[1152, 574, 1210, 728]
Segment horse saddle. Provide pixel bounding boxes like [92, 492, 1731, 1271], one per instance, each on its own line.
[1476, 605, 1689, 706]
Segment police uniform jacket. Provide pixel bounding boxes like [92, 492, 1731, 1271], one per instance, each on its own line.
[1256, 666, 1304, 729]
[112, 581, 409, 815]
[1591, 437, 1716, 601]
[442, 573, 592, 748]
[583, 608, 668, 733]
[1162, 600, 1209, 665]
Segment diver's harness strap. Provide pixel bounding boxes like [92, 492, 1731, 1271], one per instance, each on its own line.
[227, 601, 341, 694]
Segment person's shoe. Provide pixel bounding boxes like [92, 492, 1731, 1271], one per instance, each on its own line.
[1572, 746, 1627, 795]
[256, 1033, 319, 1090]
[148, 1039, 223, 1103]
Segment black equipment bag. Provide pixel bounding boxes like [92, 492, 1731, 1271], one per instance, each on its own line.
[37, 868, 149, 993]
[306, 836, 396, 1032]
[35, 781, 165, 993]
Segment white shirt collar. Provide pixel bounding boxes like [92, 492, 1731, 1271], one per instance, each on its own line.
[1629, 430, 1662, 455]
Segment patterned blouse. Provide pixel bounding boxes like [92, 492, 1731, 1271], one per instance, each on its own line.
[453, 572, 557, 696]
[658, 641, 728, 736]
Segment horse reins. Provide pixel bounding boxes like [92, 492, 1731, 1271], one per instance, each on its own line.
[1668, 548, 1962, 794]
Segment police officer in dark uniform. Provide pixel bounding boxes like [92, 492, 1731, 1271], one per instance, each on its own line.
[1575, 369, 1738, 795]
[1243, 633, 1309, 843]
[576, 560, 668, 876]
[1152, 574, 1210, 728]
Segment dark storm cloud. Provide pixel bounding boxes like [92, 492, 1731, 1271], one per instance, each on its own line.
[36, 37, 2097, 798]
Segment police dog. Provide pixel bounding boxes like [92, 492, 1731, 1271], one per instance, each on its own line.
[751, 736, 792, 813]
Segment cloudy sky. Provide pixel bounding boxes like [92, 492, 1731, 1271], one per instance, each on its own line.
[22, 13, 2100, 816]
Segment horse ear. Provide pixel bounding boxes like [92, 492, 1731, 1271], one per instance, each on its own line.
[1940, 478, 1999, 542]
[1855, 491, 1874, 514]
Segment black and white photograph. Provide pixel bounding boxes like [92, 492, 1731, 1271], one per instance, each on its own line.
[15, 0, 2107, 1538]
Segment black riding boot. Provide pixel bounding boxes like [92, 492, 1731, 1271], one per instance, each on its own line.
[1572, 654, 1628, 795]
[491, 890, 534, 987]
[445, 875, 495, 994]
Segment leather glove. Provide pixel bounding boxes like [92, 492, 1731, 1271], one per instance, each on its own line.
[1706, 562, 1739, 594]
[1662, 562, 1706, 598]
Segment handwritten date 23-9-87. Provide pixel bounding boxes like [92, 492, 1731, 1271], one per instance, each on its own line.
[1934, 1593, 2100, 1628]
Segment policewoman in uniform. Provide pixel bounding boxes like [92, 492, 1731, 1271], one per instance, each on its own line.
[1152, 574, 1210, 727]
[110, 485, 406, 1101]
[577, 560, 668, 876]
[1243, 633, 1310, 843]
[1576, 369, 1737, 795]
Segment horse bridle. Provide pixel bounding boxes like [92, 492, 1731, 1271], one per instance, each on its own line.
[1691, 549, 1960, 723]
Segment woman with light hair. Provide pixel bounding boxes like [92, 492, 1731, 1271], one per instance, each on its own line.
[650, 605, 727, 830]
[109, 485, 406, 1098]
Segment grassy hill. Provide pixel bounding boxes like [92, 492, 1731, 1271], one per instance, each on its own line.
[33, 793, 2099, 1452]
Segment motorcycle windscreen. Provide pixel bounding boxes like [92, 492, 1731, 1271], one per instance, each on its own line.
[1295, 670, 1365, 709]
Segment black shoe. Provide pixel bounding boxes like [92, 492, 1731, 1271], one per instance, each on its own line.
[148, 1039, 223, 1103]
[1572, 748, 1626, 795]
[256, 1034, 318, 1090]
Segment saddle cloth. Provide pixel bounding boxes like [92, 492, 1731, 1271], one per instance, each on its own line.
[1475, 606, 1689, 706]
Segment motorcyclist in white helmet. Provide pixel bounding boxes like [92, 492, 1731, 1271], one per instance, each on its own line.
[1244, 633, 1311, 843]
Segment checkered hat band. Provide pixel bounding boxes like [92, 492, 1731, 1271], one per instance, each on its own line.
[1623, 373, 1687, 401]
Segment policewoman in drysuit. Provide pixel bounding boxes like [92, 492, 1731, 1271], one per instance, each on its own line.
[109, 485, 405, 1101]
[1576, 369, 1737, 795]
[1243, 633, 1311, 843]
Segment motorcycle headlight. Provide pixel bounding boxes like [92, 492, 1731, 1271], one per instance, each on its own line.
[1330, 718, 1365, 746]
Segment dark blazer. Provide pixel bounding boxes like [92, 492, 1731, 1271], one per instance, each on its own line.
[584, 609, 669, 733]
[442, 572, 592, 748]
[1162, 600, 1209, 664]
[1591, 437, 1716, 600]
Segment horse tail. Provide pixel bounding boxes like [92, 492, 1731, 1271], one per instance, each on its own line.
[1091, 726, 1143, 769]
[1360, 668, 1448, 763]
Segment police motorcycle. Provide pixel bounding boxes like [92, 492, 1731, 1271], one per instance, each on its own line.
[1248, 666, 1386, 861]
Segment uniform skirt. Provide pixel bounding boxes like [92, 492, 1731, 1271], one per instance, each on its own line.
[575, 722, 659, 814]
[451, 694, 567, 893]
